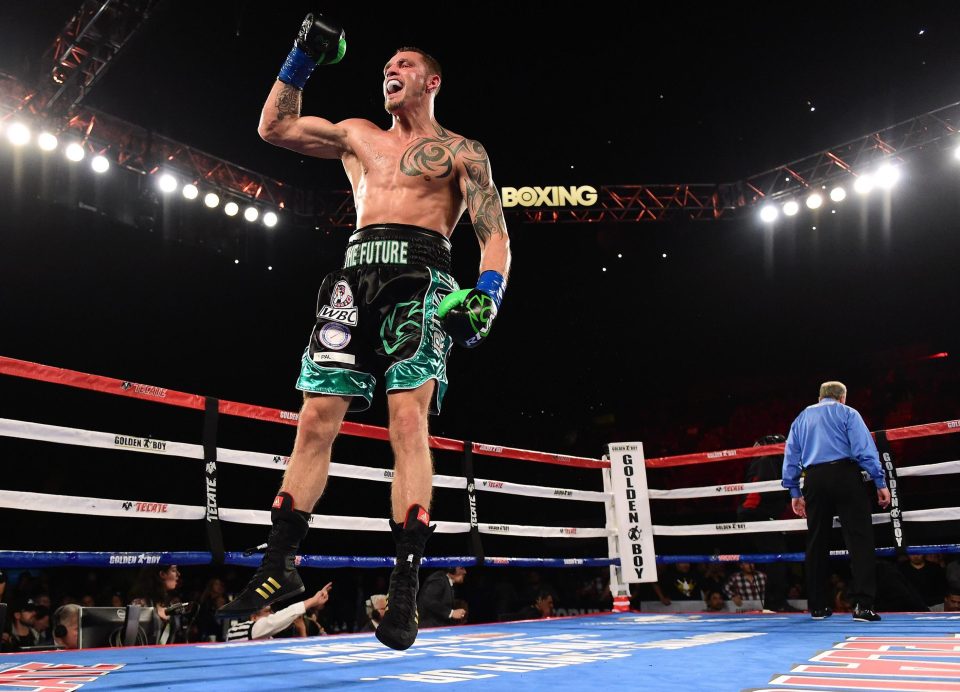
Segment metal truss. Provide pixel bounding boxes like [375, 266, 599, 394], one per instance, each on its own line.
[740, 101, 960, 203]
[37, 0, 163, 115]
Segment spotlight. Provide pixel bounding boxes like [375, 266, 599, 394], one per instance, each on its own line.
[157, 173, 178, 193]
[6, 123, 30, 146]
[224, 201, 239, 217]
[65, 142, 85, 162]
[783, 200, 800, 216]
[854, 174, 874, 194]
[243, 206, 259, 222]
[203, 192, 220, 208]
[182, 184, 199, 200]
[91, 155, 110, 173]
[806, 193, 823, 209]
[876, 163, 900, 189]
[829, 186, 847, 202]
[759, 204, 778, 223]
[234, 259, 239, 264]
[263, 211, 278, 228]
[954, 144, 960, 160]
[37, 132, 58, 151]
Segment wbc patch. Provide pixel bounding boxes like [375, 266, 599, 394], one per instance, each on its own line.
[322, 280, 359, 325]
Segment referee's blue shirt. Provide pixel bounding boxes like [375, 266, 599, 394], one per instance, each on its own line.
[781, 397, 886, 499]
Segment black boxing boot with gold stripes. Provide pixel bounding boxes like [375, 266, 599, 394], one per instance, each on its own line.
[216, 492, 307, 619]
[375, 504, 435, 651]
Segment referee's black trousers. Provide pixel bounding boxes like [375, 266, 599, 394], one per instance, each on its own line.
[804, 460, 876, 610]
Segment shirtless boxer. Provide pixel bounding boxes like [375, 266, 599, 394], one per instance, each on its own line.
[216, 13, 511, 652]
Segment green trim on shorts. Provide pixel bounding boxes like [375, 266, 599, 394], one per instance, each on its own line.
[296, 350, 375, 410]
[385, 268, 458, 413]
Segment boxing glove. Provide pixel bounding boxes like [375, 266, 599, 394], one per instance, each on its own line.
[278, 13, 346, 90]
[437, 270, 505, 348]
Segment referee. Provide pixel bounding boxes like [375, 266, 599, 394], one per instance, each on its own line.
[782, 381, 891, 622]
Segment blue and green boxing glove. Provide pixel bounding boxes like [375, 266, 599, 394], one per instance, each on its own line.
[437, 271, 506, 348]
[277, 13, 347, 90]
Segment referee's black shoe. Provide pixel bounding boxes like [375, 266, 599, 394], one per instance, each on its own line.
[216, 492, 308, 619]
[852, 605, 881, 622]
[810, 607, 833, 620]
[375, 504, 435, 651]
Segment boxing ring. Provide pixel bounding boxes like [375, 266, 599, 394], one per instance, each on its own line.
[2, 355, 960, 690]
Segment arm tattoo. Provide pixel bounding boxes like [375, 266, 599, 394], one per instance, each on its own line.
[462, 140, 506, 245]
[275, 84, 301, 121]
[400, 123, 466, 179]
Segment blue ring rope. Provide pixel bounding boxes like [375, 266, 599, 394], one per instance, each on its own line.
[0, 551, 618, 569]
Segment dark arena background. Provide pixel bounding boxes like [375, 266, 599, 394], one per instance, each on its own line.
[2, 2, 960, 690]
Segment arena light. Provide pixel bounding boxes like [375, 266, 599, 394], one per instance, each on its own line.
[224, 201, 239, 217]
[854, 174, 874, 194]
[91, 155, 110, 173]
[65, 142, 85, 162]
[759, 204, 778, 223]
[805, 192, 823, 209]
[182, 183, 199, 200]
[829, 186, 847, 202]
[263, 211, 279, 228]
[37, 132, 58, 151]
[6, 122, 31, 146]
[243, 206, 259, 222]
[875, 163, 901, 189]
[203, 192, 220, 208]
[157, 173, 178, 193]
[954, 143, 960, 161]
[782, 200, 800, 216]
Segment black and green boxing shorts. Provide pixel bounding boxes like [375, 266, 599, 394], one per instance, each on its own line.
[296, 224, 459, 413]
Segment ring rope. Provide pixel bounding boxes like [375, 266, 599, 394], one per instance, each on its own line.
[0, 417, 610, 502]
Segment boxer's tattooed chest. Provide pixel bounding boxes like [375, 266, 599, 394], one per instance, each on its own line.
[400, 124, 466, 179]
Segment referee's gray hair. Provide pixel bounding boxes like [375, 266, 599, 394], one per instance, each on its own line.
[819, 381, 847, 400]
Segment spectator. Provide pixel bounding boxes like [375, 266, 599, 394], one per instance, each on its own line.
[0, 569, 6, 603]
[52, 604, 80, 649]
[899, 555, 947, 608]
[417, 567, 467, 628]
[130, 565, 180, 621]
[653, 562, 701, 605]
[358, 594, 387, 632]
[945, 556, 960, 592]
[515, 590, 554, 620]
[80, 595, 96, 608]
[2, 598, 40, 651]
[723, 562, 767, 608]
[33, 605, 52, 646]
[704, 591, 725, 612]
[699, 563, 727, 599]
[194, 577, 227, 642]
[929, 588, 960, 613]
[225, 585, 331, 642]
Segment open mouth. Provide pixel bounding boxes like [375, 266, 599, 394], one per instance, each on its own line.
[385, 79, 403, 95]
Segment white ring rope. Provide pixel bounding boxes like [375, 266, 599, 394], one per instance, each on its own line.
[0, 417, 606, 502]
[0, 489, 614, 538]
[652, 507, 960, 536]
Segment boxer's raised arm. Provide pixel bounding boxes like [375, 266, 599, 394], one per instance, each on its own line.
[257, 12, 364, 159]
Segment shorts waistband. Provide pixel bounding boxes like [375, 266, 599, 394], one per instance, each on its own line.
[344, 224, 452, 272]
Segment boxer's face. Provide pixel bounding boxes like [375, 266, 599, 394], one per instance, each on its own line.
[383, 52, 438, 114]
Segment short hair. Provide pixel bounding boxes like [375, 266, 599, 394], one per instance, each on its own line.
[394, 46, 442, 93]
[369, 594, 387, 610]
[819, 381, 847, 400]
[53, 604, 80, 629]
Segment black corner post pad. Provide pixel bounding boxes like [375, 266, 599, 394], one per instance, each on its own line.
[203, 396, 225, 565]
[874, 430, 907, 555]
[462, 441, 484, 566]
